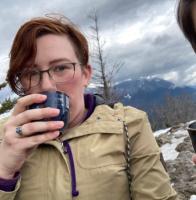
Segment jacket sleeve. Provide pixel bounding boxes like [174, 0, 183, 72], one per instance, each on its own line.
[124, 107, 178, 200]
[0, 117, 21, 200]
[0, 177, 21, 200]
[0, 172, 19, 191]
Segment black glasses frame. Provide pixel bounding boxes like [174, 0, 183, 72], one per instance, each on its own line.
[17, 62, 79, 91]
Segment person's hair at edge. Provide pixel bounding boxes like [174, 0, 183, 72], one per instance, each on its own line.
[177, 0, 196, 52]
[6, 14, 89, 96]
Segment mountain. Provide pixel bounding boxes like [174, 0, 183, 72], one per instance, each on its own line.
[114, 77, 196, 111]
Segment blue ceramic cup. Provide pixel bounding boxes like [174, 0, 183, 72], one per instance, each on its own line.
[29, 91, 69, 134]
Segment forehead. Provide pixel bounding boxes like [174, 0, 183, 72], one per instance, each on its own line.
[35, 34, 78, 66]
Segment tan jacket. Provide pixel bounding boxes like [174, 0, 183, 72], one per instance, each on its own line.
[0, 103, 178, 200]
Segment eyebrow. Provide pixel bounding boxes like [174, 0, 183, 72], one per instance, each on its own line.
[34, 58, 73, 67]
[49, 58, 73, 65]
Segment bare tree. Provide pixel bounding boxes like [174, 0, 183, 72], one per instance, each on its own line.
[88, 11, 123, 103]
[149, 94, 196, 130]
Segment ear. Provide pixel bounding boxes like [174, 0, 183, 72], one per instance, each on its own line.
[82, 64, 92, 87]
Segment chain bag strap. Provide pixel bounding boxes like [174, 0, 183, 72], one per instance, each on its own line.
[123, 121, 132, 200]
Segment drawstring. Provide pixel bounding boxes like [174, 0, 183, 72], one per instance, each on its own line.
[62, 140, 79, 197]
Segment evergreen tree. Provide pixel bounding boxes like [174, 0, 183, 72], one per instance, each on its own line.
[0, 98, 17, 114]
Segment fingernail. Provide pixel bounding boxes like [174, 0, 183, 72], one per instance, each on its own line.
[51, 108, 60, 113]
[56, 121, 64, 127]
[41, 95, 47, 99]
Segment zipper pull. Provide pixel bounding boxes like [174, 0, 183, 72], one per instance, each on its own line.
[61, 141, 67, 153]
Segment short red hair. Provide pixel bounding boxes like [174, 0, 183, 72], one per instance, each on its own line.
[6, 15, 89, 95]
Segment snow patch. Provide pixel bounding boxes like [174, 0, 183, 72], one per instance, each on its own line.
[190, 195, 196, 200]
[154, 128, 170, 137]
[124, 94, 131, 99]
[160, 130, 187, 161]
[0, 110, 11, 120]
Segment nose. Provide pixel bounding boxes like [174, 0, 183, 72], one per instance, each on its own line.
[39, 71, 57, 92]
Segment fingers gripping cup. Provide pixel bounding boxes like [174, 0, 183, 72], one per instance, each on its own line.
[29, 91, 69, 134]
[187, 121, 196, 152]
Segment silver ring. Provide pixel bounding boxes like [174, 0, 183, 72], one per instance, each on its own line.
[16, 126, 23, 137]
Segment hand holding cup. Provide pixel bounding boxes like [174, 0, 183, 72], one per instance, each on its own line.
[0, 91, 68, 179]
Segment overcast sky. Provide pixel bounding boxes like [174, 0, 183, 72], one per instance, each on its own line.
[0, 0, 196, 86]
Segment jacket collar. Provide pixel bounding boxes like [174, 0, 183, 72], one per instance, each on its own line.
[56, 103, 124, 141]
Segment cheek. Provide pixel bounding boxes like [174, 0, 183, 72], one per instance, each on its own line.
[58, 76, 84, 95]
[67, 80, 85, 107]
[57, 76, 85, 107]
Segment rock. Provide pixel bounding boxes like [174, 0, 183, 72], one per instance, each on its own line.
[175, 136, 195, 153]
[166, 151, 196, 199]
[154, 125, 196, 199]
[168, 123, 186, 133]
[156, 133, 172, 147]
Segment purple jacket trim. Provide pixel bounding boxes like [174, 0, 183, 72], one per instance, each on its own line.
[62, 140, 79, 197]
[84, 93, 96, 120]
[0, 172, 20, 192]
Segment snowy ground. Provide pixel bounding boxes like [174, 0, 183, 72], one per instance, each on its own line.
[154, 127, 195, 200]
[154, 128, 171, 137]
[190, 195, 196, 200]
[0, 111, 11, 120]
[154, 128, 188, 161]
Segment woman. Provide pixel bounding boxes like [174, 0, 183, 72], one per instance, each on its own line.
[177, 0, 196, 52]
[177, 0, 196, 164]
[0, 15, 177, 199]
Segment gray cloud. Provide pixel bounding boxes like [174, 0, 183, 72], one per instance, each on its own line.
[0, 0, 195, 86]
[106, 29, 196, 85]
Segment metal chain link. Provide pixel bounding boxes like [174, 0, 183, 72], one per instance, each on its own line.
[123, 121, 132, 200]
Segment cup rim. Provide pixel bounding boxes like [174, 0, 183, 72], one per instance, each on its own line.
[187, 120, 196, 131]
